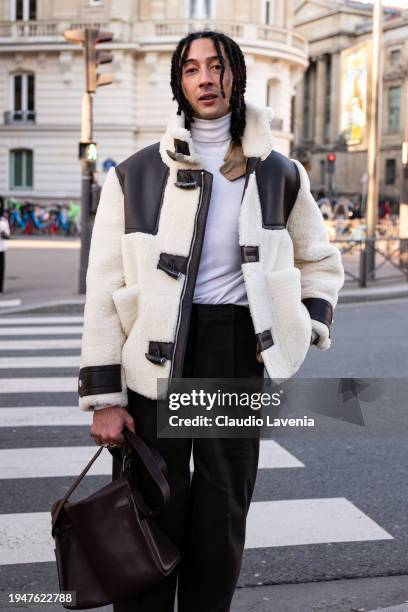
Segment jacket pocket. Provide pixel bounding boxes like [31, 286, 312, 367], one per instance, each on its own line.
[112, 284, 140, 338]
[264, 267, 311, 372]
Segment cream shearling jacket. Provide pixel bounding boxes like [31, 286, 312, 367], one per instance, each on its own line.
[78, 101, 344, 412]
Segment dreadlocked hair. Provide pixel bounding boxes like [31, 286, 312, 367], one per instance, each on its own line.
[170, 30, 247, 146]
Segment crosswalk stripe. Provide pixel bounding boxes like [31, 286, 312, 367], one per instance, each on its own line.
[0, 440, 301, 478]
[0, 378, 77, 393]
[245, 498, 394, 548]
[0, 356, 79, 369]
[0, 407, 88, 426]
[0, 498, 393, 565]
[0, 513, 52, 565]
[0, 447, 111, 479]
[258, 440, 304, 469]
[0, 299, 22, 308]
[0, 339, 81, 350]
[0, 317, 84, 325]
[0, 326, 83, 336]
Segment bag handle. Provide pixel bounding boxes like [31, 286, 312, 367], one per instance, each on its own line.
[51, 427, 170, 537]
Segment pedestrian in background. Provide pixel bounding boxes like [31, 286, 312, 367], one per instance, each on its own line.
[0, 196, 11, 295]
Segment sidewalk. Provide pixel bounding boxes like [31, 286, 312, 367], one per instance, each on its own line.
[232, 574, 408, 612]
[0, 236, 407, 315]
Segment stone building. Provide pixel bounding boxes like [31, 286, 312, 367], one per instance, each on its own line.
[293, 0, 408, 205]
[0, 0, 307, 203]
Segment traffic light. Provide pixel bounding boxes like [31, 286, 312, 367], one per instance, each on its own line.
[327, 153, 336, 174]
[79, 142, 98, 161]
[85, 29, 114, 93]
[64, 28, 114, 93]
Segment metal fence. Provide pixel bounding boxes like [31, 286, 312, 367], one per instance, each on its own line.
[328, 218, 408, 287]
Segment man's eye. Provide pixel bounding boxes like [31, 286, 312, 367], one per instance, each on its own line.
[211, 64, 222, 70]
[185, 67, 196, 74]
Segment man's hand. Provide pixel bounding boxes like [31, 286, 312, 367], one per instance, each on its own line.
[90, 406, 135, 447]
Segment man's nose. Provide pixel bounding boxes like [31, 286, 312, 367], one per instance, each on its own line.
[198, 66, 214, 87]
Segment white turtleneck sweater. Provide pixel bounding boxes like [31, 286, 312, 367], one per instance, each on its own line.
[191, 112, 248, 306]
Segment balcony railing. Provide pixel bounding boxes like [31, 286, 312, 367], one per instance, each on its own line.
[4, 110, 36, 124]
[0, 20, 111, 41]
[257, 25, 307, 53]
[150, 19, 243, 38]
[0, 21, 58, 38]
[0, 18, 307, 56]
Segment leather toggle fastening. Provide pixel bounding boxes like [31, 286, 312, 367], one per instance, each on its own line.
[241, 246, 259, 263]
[166, 139, 192, 164]
[174, 168, 199, 189]
[166, 150, 186, 162]
[145, 341, 174, 366]
[157, 253, 187, 279]
[174, 139, 190, 156]
[174, 180, 198, 189]
[255, 329, 274, 352]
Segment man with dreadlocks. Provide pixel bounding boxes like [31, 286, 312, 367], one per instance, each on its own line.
[79, 30, 344, 612]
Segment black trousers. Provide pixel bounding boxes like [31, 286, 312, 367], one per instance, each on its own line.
[113, 303, 264, 612]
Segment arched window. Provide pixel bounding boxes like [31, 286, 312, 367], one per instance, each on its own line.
[10, 149, 33, 190]
[12, 0, 36, 21]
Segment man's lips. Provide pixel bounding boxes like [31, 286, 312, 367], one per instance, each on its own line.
[198, 94, 218, 101]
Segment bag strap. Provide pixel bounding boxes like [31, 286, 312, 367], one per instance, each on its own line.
[51, 427, 170, 536]
[121, 428, 171, 517]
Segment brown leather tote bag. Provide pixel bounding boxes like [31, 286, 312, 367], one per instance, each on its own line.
[51, 427, 180, 610]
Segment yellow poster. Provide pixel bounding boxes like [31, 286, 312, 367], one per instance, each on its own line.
[340, 43, 369, 147]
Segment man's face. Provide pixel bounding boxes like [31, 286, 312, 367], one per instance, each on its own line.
[180, 37, 233, 120]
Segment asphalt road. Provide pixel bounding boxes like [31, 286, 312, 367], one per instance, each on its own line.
[0, 299, 407, 612]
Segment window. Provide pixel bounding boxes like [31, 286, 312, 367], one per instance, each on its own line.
[388, 85, 401, 131]
[264, 0, 275, 24]
[13, 0, 36, 21]
[10, 149, 33, 190]
[390, 49, 401, 67]
[10, 73, 35, 122]
[187, 0, 212, 18]
[266, 79, 282, 118]
[385, 159, 396, 185]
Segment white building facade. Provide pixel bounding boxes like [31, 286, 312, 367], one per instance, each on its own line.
[293, 0, 408, 204]
[0, 0, 307, 203]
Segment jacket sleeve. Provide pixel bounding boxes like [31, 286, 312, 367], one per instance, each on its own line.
[287, 159, 345, 350]
[78, 167, 128, 411]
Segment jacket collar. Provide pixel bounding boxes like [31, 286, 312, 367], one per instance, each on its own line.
[159, 100, 275, 172]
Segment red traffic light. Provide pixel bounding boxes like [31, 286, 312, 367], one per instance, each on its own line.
[327, 153, 336, 162]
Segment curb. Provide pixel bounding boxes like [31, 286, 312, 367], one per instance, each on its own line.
[0, 298, 85, 316]
[339, 284, 408, 304]
[0, 286, 407, 315]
